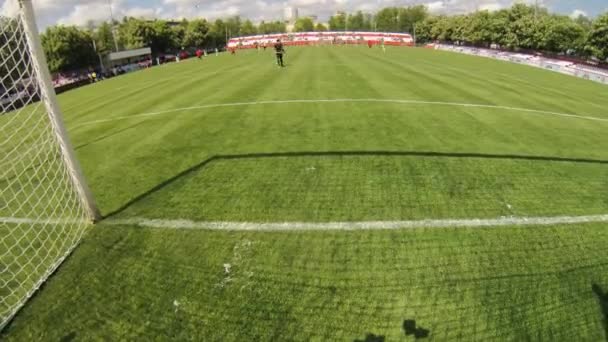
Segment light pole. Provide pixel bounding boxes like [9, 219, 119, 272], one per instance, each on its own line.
[92, 39, 105, 73]
[107, 0, 119, 52]
[413, 23, 416, 45]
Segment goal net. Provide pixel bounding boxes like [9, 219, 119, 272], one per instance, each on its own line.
[1, 0, 99, 328]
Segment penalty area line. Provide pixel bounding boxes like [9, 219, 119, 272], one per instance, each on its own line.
[72, 98, 608, 128]
[100, 214, 608, 231]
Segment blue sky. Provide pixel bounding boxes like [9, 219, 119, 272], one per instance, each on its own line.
[1, 0, 606, 30]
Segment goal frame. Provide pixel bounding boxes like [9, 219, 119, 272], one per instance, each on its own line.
[19, 0, 100, 222]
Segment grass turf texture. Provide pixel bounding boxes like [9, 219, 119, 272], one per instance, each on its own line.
[2, 46, 608, 339]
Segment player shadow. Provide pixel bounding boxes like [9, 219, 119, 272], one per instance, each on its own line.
[403, 319, 430, 339]
[592, 284, 608, 339]
[101, 150, 608, 219]
[354, 333, 385, 342]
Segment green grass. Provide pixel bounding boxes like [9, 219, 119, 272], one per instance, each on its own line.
[2, 46, 608, 340]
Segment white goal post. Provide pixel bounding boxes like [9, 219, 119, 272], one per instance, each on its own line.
[1, 0, 100, 329]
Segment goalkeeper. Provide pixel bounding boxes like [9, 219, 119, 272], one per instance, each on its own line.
[274, 39, 285, 67]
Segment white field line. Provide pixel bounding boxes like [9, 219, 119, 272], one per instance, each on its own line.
[99, 214, 608, 231]
[72, 98, 608, 128]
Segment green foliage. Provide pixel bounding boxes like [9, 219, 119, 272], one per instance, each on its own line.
[586, 13, 608, 61]
[328, 13, 346, 31]
[346, 11, 371, 31]
[398, 5, 428, 33]
[40, 25, 97, 73]
[92, 22, 115, 54]
[240, 20, 257, 36]
[294, 17, 314, 32]
[314, 23, 328, 32]
[411, 4, 598, 58]
[0, 18, 22, 88]
[257, 21, 286, 34]
[225, 16, 242, 37]
[375, 7, 399, 32]
[183, 19, 209, 48]
[208, 19, 227, 47]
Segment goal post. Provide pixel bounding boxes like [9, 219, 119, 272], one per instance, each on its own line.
[19, 0, 100, 222]
[1, 0, 100, 329]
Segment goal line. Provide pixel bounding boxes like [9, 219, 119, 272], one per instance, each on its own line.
[98, 214, 608, 231]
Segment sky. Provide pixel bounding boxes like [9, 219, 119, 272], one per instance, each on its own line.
[1, 0, 607, 30]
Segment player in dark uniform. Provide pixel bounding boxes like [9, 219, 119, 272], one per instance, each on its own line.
[274, 39, 285, 67]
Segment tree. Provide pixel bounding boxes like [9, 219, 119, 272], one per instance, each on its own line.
[0, 17, 26, 89]
[257, 20, 285, 34]
[94, 22, 116, 54]
[270, 21, 287, 33]
[226, 16, 242, 37]
[347, 11, 369, 31]
[462, 11, 493, 46]
[398, 5, 428, 33]
[329, 13, 346, 31]
[240, 20, 257, 36]
[415, 16, 439, 42]
[172, 19, 188, 49]
[208, 19, 227, 47]
[541, 15, 586, 54]
[118, 18, 181, 54]
[183, 19, 209, 48]
[314, 23, 328, 32]
[586, 13, 608, 61]
[41, 25, 97, 73]
[294, 17, 314, 32]
[375, 7, 399, 32]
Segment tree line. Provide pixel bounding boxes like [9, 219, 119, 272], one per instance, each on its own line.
[5, 3, 608, 74]
[327, 4, 607, 61]
[39, 17, 288, 73]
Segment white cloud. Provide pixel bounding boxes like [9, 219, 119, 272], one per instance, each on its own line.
[0, 0, 20, 17]
[425, 1, 445, 13]
[1, 0, 604, 30]
[57, 2, 119, 26]
[479, 3, 503, 12]
[569, 9, 587, 18]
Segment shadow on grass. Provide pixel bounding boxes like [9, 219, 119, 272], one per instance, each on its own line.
[101, 150, 608, 219]
[75, 120, 146, 150]
[592, 284, 608, 339]
[403, 319, 430, 339]
[354, 333, 385, 342]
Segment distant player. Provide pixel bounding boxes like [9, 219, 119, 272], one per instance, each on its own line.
[274, 39, 285, 67]
[367, 40, 373, 49]
[196, 49, 203, 59]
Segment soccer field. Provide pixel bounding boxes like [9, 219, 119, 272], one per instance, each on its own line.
[3, 46, 608, 340]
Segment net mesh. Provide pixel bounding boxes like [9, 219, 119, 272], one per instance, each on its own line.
[1, 7, 91, 328]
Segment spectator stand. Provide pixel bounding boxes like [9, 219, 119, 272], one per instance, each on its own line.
[108, 47, 153, 77]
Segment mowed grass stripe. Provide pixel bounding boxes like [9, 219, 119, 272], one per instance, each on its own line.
[3, 223, 608, 340]
[111, 154, 608, 222]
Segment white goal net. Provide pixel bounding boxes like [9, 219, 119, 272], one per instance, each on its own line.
[1, 0, 99, 329]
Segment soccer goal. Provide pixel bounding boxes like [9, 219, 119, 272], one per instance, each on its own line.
[1, 0, 99, 329]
